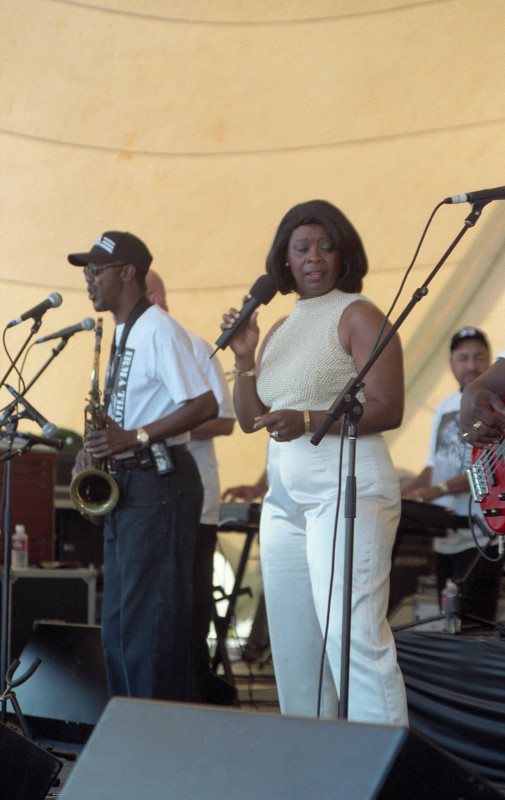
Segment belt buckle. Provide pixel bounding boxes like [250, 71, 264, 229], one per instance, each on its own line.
[107, 449, 153, 473]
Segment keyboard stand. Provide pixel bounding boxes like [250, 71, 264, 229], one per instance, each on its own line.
[211, 521, 258, 688]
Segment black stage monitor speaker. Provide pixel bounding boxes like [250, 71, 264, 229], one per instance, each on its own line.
[0, 566, 97, 661]
[55, 507, 104, 567]
[0, 721, 62, 800]
[61, 698, 503, 799]
[9, 621, 108, 744]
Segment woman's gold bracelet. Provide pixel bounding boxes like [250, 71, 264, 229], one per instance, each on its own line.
[303, 409, 310, 435]
[234, 366, 256, 377]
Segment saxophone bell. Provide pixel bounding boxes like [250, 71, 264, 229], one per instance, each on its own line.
[69, 466, 120, 521]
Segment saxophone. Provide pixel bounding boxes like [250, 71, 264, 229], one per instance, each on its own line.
[69, 317, 119, 520]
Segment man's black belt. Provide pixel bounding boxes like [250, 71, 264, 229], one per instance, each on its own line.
[108, 444, 188, 474]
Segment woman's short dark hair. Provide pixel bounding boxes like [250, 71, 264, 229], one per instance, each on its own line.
[266, 199, 368, 294]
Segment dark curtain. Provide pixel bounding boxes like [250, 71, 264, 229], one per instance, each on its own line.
[395, 629, 505, 789]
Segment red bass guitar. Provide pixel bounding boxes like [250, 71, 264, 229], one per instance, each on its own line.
[468, 442, 505, 534]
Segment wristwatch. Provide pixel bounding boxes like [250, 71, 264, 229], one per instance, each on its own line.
[136, 427, 150, 447]
[436, 480, 450, 495]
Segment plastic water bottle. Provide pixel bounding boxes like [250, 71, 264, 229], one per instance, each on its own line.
[441, 579, 461, 634]
[11, 524, 29, 569]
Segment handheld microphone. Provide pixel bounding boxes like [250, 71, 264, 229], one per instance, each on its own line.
[35, 317, 95, 343]
[7, 292, 63, 328]
[6, 385, 59, 438]
[16, 432, 63, 450]
[212, 275, 279, 355]
[444, 185, 505, 204]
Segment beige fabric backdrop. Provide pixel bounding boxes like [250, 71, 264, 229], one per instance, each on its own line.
[1, 0, 505, 492]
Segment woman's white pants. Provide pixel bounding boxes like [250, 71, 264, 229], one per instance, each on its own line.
[260, 433, 408, 725]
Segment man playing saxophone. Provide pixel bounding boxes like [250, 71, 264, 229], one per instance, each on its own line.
[68, 230, 218, 703]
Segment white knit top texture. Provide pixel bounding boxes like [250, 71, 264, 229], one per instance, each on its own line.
[256, 289, 369, 412]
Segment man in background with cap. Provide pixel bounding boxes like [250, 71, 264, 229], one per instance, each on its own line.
[68, 231, 218, 702]
[401, 327, 503, 621]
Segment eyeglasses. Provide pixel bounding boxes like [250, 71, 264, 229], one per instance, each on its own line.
[84, 262, 125, 278]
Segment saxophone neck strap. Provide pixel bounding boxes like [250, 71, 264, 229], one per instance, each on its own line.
[103, 295, 152, 413]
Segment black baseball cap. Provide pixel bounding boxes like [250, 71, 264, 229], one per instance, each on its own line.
[450, 327, 489, 352]
[68, 231, 152, 274]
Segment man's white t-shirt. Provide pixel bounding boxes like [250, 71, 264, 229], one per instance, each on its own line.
[186, 332, 235, 526]
[108, 305, 211, 445]
[428, 390, 488, 554]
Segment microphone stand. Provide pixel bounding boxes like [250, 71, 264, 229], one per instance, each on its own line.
[0, 336, 68, 723]
[0, 339, 70, 431]
[0, 421, 17, 723]
[0, 316, 44, 391]
[17, 336, 70, 396]
[310, 201, 489, 720]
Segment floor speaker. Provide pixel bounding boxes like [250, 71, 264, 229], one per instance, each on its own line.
[55, 506, 104, 568]
[0, 721, 62, 800]
[0, 566, 97, 661]
[8, 621, 108, 744]
[60, 698, 502, 799]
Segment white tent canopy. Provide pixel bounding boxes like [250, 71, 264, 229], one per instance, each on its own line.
[1, 0, 505, 489]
